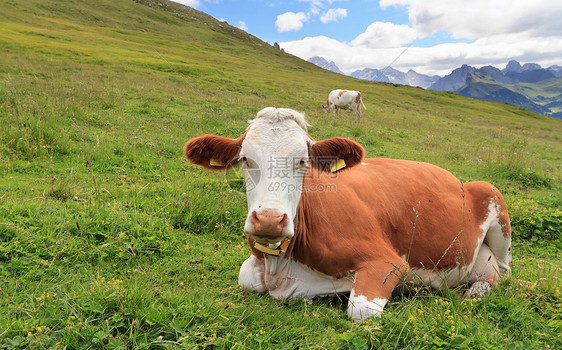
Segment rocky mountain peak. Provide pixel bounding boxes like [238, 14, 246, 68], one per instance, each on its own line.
[503, 60, 523, 73]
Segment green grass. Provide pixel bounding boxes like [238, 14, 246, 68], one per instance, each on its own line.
[0, 0, 561, 348]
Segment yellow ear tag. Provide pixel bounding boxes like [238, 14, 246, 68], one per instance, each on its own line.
[210, 158, 225, 167]
[330, 158, 346, 172]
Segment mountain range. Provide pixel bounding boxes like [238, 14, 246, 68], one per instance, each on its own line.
[310, 56, 441, 89]
[308, 57, 562, 118]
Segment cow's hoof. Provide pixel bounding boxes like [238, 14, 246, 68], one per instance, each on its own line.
[466, 281, 491, 298]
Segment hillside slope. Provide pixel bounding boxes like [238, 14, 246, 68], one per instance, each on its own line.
[510, 78, 562, 118]
[0, 0, 561, 348]
[456, 77, 551, 116]
[456, 71, 562, 118]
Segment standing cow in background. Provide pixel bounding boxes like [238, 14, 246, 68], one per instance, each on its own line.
[322, 89, 366, 122]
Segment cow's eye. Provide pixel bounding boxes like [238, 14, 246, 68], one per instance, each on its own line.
[240, 156, 248, 165]
[297, 158, 309, 169]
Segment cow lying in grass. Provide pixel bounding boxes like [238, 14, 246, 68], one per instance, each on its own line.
[184, 107, 511, 321]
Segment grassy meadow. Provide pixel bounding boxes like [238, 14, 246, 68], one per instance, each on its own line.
[0, 0, 561, 348]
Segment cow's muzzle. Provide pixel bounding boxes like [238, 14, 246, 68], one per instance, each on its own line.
[249, 209, 288, 240]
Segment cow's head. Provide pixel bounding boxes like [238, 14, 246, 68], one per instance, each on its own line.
[321, 102, 330, 113]
[184, 107, 364, 245]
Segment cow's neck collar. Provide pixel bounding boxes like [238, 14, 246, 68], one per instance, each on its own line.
[253, 237, 291, 256]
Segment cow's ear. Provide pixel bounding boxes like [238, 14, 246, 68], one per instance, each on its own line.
[309, 137, 365, 172]
[184, 133, 245, 170]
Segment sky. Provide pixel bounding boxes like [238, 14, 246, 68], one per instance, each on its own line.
[172, 0, 562, 76]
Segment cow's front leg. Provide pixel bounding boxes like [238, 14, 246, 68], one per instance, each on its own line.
[348, 257, 409, 321]
[238, 254, 267, 294]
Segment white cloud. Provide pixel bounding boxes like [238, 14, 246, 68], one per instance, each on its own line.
[300, 0, 330, 15]
[237, 21, 248, 31]
[280, 31, 562, 76]
[320, 8, 347, 23]
[275, 2, 348, 33]
[276, 12, 308, 32]
[351, 22, 416, 48]
[171, 0, 201, 8]
[280, 0, 562, 76]
[381, 0, 562, 40]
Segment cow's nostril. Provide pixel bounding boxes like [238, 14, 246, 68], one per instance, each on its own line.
[251, 211, 260, 225]
[278, 213, 288, 228]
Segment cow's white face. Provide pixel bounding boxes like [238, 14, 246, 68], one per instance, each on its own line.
[183, 107, 365, 246]
[240, 109, 311, 244]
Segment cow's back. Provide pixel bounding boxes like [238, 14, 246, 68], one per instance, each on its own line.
[332, 90, 356, 107]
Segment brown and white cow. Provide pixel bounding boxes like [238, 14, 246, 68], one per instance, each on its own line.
[184, 107, 511, 321]
[322, 89, 366, 123]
